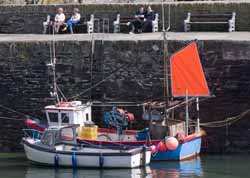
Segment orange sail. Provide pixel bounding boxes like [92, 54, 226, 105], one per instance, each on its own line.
[170, 42, 210, 97]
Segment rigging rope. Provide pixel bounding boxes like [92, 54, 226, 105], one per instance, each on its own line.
[0, 104, 42, 120]
[0, 116, 23, 121]
[56, 85, 68, 101]
[68, 62, 132, 100]
[0, 104, 27, 117]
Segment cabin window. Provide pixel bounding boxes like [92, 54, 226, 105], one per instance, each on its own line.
[86, 113, 89, 121]
[60, 128, 74, 141]
[48, 112, 58, 123]
[61, 113, 69, 124]
[42, 132, 54, 146]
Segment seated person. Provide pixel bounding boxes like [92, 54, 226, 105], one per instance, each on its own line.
[54, 7, 66, 33]
[62, 8, 81, 34]
[128, 6, 146, 34]
[142, 6, 156, 33]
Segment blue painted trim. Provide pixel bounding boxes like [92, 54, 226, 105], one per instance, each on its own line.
[54, 154, 59, 168]
[72, 152, 77, 169]
[152, 137, 202, 160]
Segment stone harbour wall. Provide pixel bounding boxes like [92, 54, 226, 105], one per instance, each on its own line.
[0, 38, 250, 152]
[1, 1, 250, 33]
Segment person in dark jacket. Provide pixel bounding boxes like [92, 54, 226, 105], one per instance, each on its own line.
[142, 5, 156, 32]
[128, 6, 146, 34]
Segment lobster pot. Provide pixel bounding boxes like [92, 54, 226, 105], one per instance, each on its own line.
[78, 125, 98, 140]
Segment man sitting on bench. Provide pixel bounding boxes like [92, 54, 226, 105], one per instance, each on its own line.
[62, 8, 81, 34]
[142, 6, 156, 33]
[128, 6, 146, 34]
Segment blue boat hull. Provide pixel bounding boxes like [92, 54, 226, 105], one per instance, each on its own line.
[152, 136, 201, 161]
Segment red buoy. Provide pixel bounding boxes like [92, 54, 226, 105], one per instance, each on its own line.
[157, 141, 167, 152]
[150, 145, 157, 154]
[165, 137, 179, 150]
[126, 113, 135, 122]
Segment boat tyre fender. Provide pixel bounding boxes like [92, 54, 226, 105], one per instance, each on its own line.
[99, 155, 104, 167]
[54, 154, 59, 168]
[72, 152, 77, 169]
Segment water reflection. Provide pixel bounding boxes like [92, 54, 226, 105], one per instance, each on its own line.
[24, 157, 202, 178]
[25, 166, 152, 178]
[151, 157, 203, 178]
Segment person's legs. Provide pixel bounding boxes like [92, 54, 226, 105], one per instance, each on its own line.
[66, 20, 73, 33]
[129, 20, 136, 34]
[134, 20, 141, 33]
[137, 20, 143, 33]
[54, 22, 59, 33]
[66, 20, 79, 34]
[142, 20, 153, 32]
[70, 20, 79, 34]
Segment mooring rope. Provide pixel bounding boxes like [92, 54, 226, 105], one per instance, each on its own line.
[196, 108, 250, 128]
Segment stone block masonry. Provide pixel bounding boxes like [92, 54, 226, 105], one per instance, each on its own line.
[0, 33, 250, 152]
[1, 1, 250, 33]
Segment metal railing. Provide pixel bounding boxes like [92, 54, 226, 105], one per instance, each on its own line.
[23, 129, 43, 140]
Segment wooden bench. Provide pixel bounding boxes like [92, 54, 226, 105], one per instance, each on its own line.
[43, 14, 95, 34]
[113, 13, 159, 33]
[75, 14, 94, 34]
[184, 12, 236, 32]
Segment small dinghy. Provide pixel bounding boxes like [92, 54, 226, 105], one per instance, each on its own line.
[22, 124, 151, 168]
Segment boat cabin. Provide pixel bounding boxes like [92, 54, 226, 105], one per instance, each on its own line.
[44, 101, 92, 128]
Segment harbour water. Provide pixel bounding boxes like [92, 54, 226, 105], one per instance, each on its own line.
[0, 153, 249, 178]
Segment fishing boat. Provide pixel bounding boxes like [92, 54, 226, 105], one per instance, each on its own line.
[143, 40, 210, 161]
[24, 40, 209, 161]
[22, 124, 151, 168]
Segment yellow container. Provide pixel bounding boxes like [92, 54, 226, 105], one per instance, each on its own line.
[78, 125, 98, 140]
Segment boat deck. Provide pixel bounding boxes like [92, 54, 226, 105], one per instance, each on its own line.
[1, 32, 250, 42]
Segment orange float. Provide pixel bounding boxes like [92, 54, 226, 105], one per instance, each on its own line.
[165, 137, 179, 150]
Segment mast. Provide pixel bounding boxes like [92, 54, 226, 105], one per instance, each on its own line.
[162, 1, 170, 118]
[52, 38, 59, 102]
[90, 35, 94, 101]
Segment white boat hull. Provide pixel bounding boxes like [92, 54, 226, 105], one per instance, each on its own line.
[23, 139, 151, 168]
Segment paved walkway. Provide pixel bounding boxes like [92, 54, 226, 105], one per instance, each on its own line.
[1, 32, 250, 42]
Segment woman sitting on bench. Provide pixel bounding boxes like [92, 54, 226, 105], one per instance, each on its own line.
[54, 7, 66, 33]
[62, 8, 81, 34]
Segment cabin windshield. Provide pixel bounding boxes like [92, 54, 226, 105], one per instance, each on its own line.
[60, 127, 74, 141]
[61, 113, 69, 124]
[48, 112, 58, 123]
[41, 131, 54, 146]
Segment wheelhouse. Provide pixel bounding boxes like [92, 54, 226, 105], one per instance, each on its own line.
[45, 101, 92, 128]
